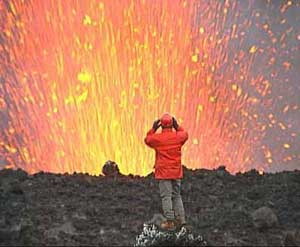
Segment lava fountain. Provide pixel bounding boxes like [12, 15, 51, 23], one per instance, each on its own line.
[0, 0, 299, 175]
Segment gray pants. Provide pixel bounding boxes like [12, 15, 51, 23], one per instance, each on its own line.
[158, 179, 186, 224]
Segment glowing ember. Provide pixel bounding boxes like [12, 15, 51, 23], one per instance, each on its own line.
[0, 1, 299, 175]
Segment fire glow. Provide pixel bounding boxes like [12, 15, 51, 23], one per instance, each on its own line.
[0, 0, 299, 175]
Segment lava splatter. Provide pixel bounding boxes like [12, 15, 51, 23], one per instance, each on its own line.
[0, 0, 299, 175]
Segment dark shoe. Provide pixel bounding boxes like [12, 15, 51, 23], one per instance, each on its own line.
[175, 219, 193, 231]
[182, 223, 193, 232]
[160, 220, 176, 231]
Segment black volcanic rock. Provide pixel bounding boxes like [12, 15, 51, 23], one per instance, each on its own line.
[285, 229, 300, 246]
[0, 167, 300, 246]
[102, 160, 121, 177]
[251, 206, 279, 230]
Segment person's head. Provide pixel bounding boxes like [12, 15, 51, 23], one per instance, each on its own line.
[160, 113, 173, 129]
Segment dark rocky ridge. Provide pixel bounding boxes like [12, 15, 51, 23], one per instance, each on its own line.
[1, 166, 300, 246]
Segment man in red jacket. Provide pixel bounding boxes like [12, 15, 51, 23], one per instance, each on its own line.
[144, 113, 188, 231]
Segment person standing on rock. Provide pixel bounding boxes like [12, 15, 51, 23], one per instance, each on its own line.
[144, 113, 189, 231]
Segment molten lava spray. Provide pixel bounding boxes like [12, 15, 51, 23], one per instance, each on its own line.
[0, 1, 299, 175]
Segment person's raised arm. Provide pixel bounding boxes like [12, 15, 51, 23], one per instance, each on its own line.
[172, 117, 188, 144]
[144, 119, 161, 148]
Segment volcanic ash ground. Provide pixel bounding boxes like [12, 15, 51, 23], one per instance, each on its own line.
[1, 166, 300, 246]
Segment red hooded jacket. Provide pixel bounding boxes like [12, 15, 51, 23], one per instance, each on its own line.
[144, 126, 188, 179]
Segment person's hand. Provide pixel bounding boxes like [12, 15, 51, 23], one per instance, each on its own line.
[152, 119, 161, 131]
[172, 117, 179, 130]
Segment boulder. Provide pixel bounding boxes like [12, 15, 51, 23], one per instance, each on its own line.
[251, 207, 279, 230]
[102, 160, 121, 177]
